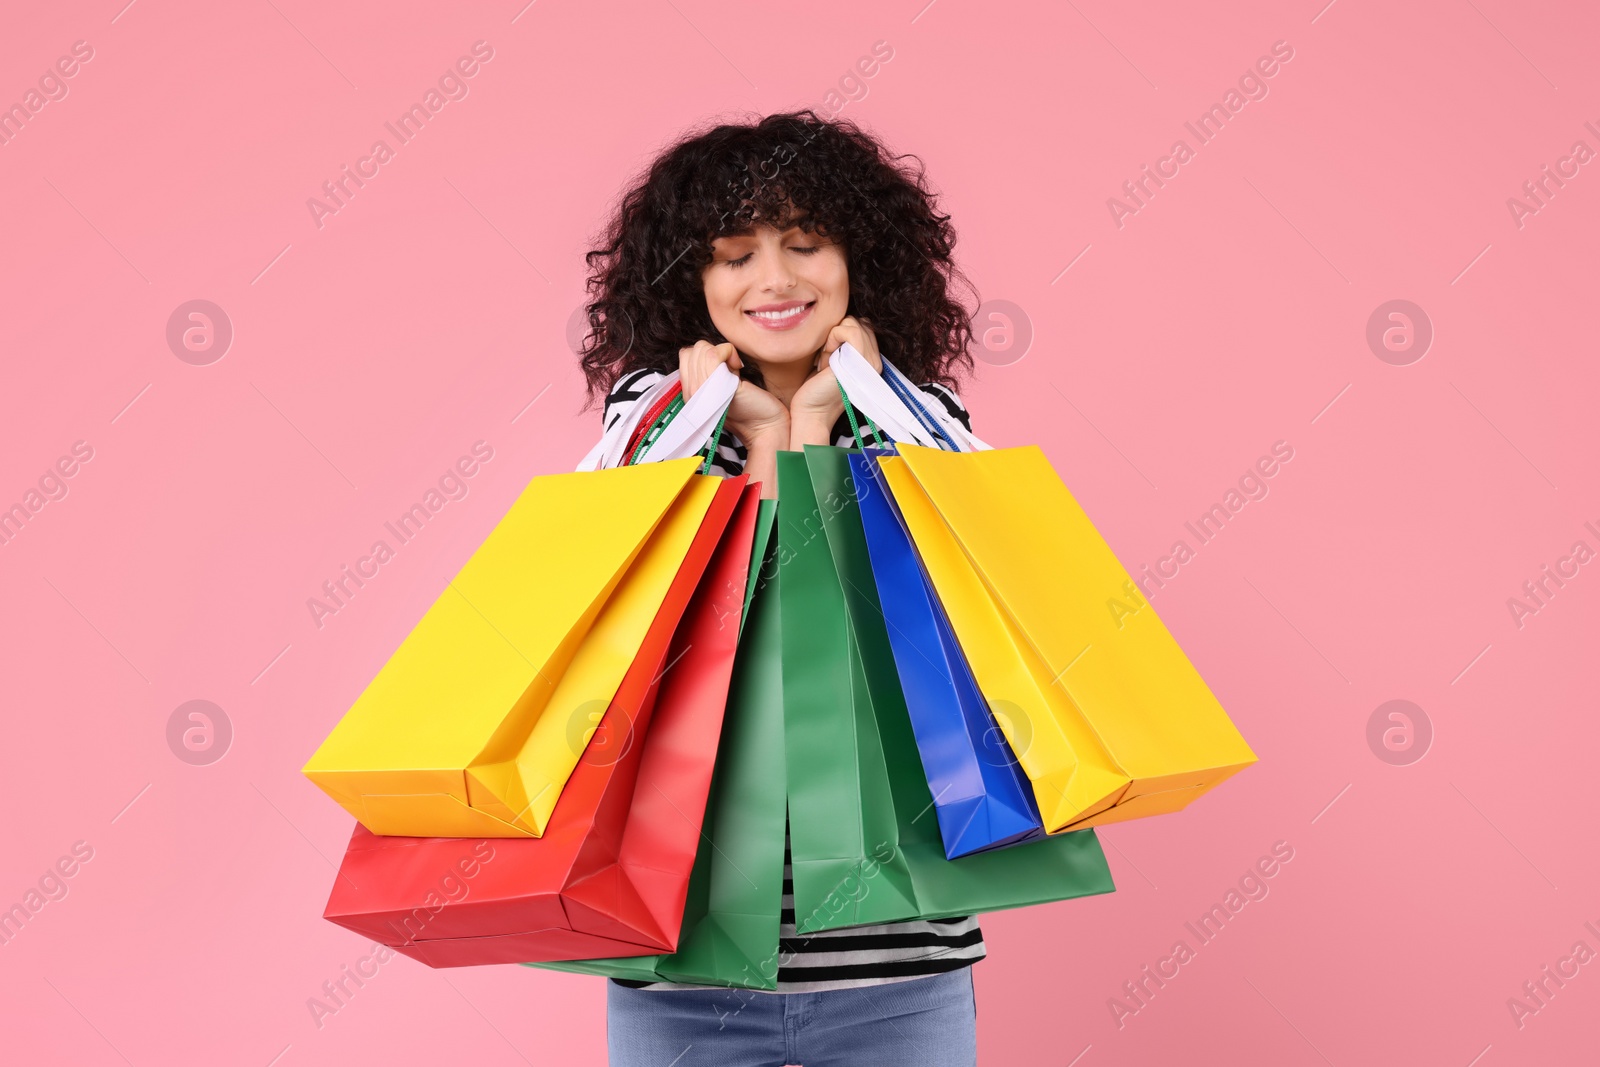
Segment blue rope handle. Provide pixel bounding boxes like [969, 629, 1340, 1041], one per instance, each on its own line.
[881, 362, 959, 451]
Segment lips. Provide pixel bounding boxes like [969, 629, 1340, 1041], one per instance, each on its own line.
[745, 300, 815, 331]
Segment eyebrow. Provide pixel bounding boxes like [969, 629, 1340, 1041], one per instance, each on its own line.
[716, 223, 812, 242]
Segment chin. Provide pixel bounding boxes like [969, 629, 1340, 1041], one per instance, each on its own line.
[735, 332, 827, 366]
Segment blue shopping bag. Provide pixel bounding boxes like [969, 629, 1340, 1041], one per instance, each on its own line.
[849, 445, 1046, 858]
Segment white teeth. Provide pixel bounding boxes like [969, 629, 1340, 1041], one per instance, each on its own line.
[749, 304, 809, 321]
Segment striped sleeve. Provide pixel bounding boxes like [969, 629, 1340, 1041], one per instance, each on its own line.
[601, 367, 662, 435]
[916, 381, 975, 433]
[701, 425, 749, 479]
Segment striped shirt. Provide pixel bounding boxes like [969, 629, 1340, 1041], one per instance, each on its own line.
[600, 364, 986, 993]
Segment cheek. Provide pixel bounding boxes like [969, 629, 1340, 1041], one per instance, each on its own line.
[809, 249, 850, 307]
[702, 273, 747, 333]
[701, 272, 736, 313]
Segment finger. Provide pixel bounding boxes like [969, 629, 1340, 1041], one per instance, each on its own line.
[681, 342, 714, 395]
[822, 324, 848, 356]
[843, 318, 881, 369]
[697, 340, 725, 377]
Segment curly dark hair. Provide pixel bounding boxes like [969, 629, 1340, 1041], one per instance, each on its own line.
[575, 110, 978, 409]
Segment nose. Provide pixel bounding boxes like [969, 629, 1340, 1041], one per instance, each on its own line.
[755, 244, 797, 293]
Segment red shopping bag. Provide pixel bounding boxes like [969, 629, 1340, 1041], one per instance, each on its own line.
[323, 478, 761, 966]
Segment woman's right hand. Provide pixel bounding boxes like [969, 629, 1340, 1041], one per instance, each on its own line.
[678, 340, 789, 441]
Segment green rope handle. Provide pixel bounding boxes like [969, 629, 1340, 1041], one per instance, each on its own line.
[700, 403, 730, 474]
[629, 388, 730, 474]
[836, 377, 887, 450]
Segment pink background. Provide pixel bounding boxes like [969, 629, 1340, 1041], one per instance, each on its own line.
[2, 0, 1596, 1063]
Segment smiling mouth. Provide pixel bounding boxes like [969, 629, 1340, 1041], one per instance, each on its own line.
[745, 301, 815, 330]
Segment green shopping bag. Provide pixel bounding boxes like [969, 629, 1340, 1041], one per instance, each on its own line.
[780, 446, 1115, 934]
[529, 502, 786, 988]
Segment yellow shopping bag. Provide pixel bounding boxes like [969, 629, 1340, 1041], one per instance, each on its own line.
[303, 458, 722, 838]
[879, 444, 1256, 832]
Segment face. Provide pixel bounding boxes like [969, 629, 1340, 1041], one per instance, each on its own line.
[702, 223, 849, 368]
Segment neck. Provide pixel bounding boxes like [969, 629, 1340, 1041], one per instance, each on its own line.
[751, 353, 819, 408]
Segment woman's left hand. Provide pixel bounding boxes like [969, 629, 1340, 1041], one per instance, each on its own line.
[790, 316, 882, 421]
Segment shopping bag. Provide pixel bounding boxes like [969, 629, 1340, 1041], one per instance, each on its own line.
[303, 458, 733, 838]
[849, 446, 1044, 858]
[883, 443, 1258, 830]
[780, 446, 1115, 934]
[739, 499, 778, 638]
[321, 481, 763, 965]
[530, 511, 788, 988]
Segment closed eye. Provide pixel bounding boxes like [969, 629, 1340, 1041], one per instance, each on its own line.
[724, 245, 821, 269]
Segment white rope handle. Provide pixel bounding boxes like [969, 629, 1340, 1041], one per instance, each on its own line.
[830, 342, 991, 452]
[640, 363, 739, 463]
[575, 364, 740, 472]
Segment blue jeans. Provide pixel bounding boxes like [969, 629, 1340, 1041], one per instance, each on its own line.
[606, 968, 978, 1067]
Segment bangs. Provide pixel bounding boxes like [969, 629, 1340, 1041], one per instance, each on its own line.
[707, 176, 822, 242]
[712, 202, 822, 240]
[698, 124, 835, 242]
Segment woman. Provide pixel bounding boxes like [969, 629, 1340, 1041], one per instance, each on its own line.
[578, 110, 984, 1067]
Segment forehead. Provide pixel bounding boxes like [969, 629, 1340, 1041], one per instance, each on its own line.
[714, 222, 808, 241]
